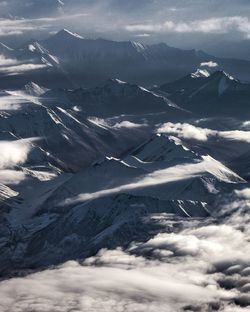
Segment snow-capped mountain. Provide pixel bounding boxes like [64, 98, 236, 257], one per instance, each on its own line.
[0, 79, 247, 275]
[0, 48, 249, 312]
[0, 84, 153, 173]
[0, 129, 245, 274]
[2, 29, 250, 89]
[42, 78, 187, 121]
[158, 70, 250, 118]
[0, 0, 250, 306]
[40, 30, 250, 86]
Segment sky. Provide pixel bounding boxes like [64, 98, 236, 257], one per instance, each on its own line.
[1, 0, 250, 59]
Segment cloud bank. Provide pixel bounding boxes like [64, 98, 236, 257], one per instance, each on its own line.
[158, 122, 250, 143]
[0, 188, 249, 311]
[0, 139, 35, 184]
[0, 54, 47, 75]
[0, 139, 32, 169]
[125, 16, 250, 38]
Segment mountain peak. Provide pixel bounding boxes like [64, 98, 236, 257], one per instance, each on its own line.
[210, 70, 236, 81]
[23, 82, 47, 96]
[190, 69, 236, 81]
[54, 29, 84, 40]
[191, 68, 211, 79]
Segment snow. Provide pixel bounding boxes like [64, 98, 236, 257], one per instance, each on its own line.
[24, 82, 48, 96]
[58, 29, 84, 39]
[28, 44, 36, 52]
[191, 68, 210, 78]
[0, 66, 248, 302]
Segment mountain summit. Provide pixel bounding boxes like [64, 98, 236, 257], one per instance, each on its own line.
[159, 70, 249, 117]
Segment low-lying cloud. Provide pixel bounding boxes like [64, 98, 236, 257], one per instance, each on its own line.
[158, 122, 250, 143]
[0, 188, 249, 311]
[64, 154, 239, 205]
[125, 16, 250, 38]
[0, 54, 47, 75]
[0, 139, 33, 169]
[200, 61, 219, 68]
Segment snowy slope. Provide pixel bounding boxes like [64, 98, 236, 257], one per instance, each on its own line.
[11, 29, 250, 87]
[159, 70, 250, 118]
[42, 78, 186, 121]
[0, 129, 245, 274]
[1, 29, 250, 89]
[0, 70, 248, 278]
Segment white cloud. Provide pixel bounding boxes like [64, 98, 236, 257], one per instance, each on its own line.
[0, 14, 88, 37]
[63, 161, 204, 204]
[0, 55, 18, 66]
[158, 122, 212, 141]
[241, 121, 250, 130]
[64, 154, 240, 205]
[0, 64, 47, 74]
[113, 121, 144, 129]
[134, 33, 151, 37]
[0, 54, 47, 75]
[0, 188, 249, 311]
[0, 170, 27, 184]
[235, 188, 250, 199]
[200, 61, 219, 68]
[0, 63, 47, 74]
[0, 139, 33, 169]
[0, 18, 35, 36]
[88, 117, 146, 129]
[125, 16, 250, 38]
[220, 130, 250, 143]
[0, 260, 218, 312]
[158, 122, 250, 143]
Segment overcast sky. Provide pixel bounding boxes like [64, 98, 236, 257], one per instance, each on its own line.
[1, 0, 250, 59]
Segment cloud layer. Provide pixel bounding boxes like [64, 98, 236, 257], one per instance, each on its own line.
[125, 16, 250, 38]
[0, 188, 249, 311]
[0, 54, 47, 75]
[1, 0, 250, 56]
[0, 139, 32, 169]
[158, 122, 250, 143]
[0, 139, 35, 184]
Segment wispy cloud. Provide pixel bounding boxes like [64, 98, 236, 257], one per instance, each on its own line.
[0, 13, 88, 37]
[125, 16, 250, 38]
[0, 188, 249, 311]
[158, 122, 250, 143]
[0, 55, 47, 75]
[63, 154, 240, 205]
[200, 61, 219, 68]
[0, 138, 38, 184]
[0, 139, 33, 169]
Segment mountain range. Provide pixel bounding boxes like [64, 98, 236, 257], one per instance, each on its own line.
[0, 73, 249, 276]
[0, 27, 249, 311]
[158, 69, 250, 118]
[2, 29, 250, 89]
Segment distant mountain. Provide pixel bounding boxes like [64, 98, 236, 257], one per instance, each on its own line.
[204, 39, 250, 62]
[43, 78, 186, 120]
[158, 70, 250, 118]
[1, 29, 250, 89]
[40, 29, 250, 87]
[0, 40, 72, 90]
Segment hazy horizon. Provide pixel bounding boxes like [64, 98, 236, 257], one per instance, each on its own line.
[1, 0, 250, 60]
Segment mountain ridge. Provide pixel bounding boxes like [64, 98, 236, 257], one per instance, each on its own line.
[1, 29, 250, 89]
